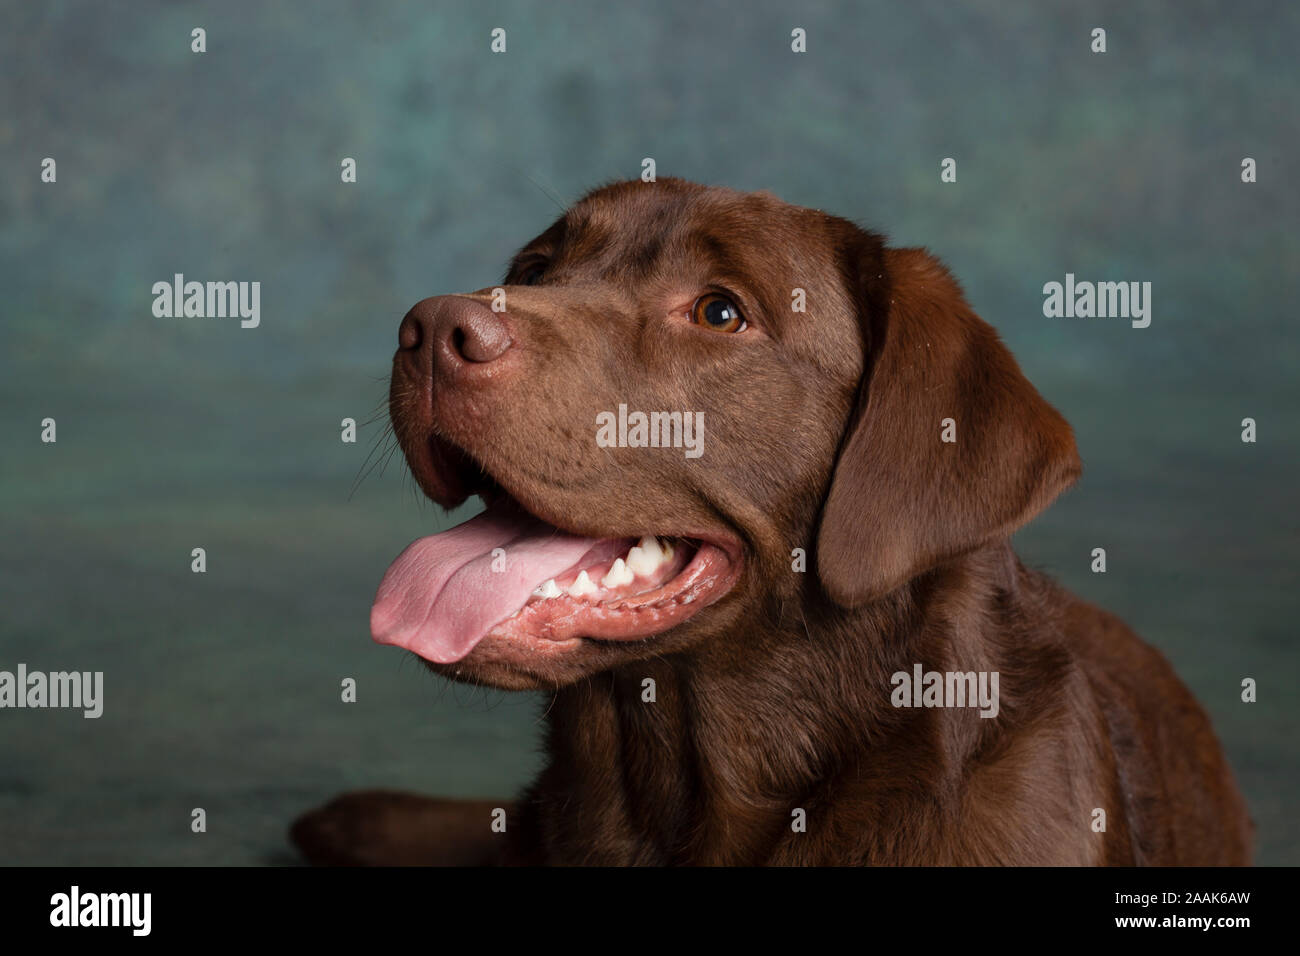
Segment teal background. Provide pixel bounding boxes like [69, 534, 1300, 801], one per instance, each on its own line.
[1, 0, 1295, 865]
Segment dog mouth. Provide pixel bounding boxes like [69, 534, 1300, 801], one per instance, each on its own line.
[369, 436, 741, 664]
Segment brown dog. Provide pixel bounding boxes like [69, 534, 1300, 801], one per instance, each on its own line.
[292, 179, 1252, 865]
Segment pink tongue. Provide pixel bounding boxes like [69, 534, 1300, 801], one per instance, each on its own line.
[370, 501, 599, 663]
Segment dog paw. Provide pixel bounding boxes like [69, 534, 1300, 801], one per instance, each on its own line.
[290, 790, 507, 866]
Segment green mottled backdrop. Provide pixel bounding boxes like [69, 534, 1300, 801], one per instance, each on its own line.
[1, 0, 1296, 865]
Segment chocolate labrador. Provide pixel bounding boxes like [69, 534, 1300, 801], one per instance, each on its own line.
[292, 178, 1252, 865]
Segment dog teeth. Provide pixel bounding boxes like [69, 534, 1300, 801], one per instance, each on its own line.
[532, 578, 562, 600]
[626, 536, 672, 576]
[625, 537, 660, 576]
[625, 547, 651, 576]
[567, 570, 598, 598]
[529, 538, 674, 605]
[601, 557, 634, 588]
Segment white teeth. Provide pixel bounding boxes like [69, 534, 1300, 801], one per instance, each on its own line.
[567, 570, 598, 598]
[626, 536, 661, 576]
[530, 538, 675, 604]
[625, 547, 650, 575]
[601, 557, 634, 588]
[531, 578, 562, 599]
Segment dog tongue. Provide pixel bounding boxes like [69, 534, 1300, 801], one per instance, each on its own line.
[370, 500, 599, 663]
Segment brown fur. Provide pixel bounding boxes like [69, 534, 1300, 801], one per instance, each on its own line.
[292, 179, 1252, 866]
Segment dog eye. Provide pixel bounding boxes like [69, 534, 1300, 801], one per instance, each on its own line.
[517, 263, 547, 286]
[690, 294, 746, 333]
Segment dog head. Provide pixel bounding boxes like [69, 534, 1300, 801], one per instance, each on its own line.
[372, 179, 1079, 689]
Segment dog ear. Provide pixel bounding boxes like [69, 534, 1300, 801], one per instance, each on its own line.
[816, 243, 1081, 608]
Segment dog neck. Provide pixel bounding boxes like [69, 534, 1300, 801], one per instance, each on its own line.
[523, 540, 1062, 864]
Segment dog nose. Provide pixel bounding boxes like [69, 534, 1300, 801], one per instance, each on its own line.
[398, 295, 513, 372]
